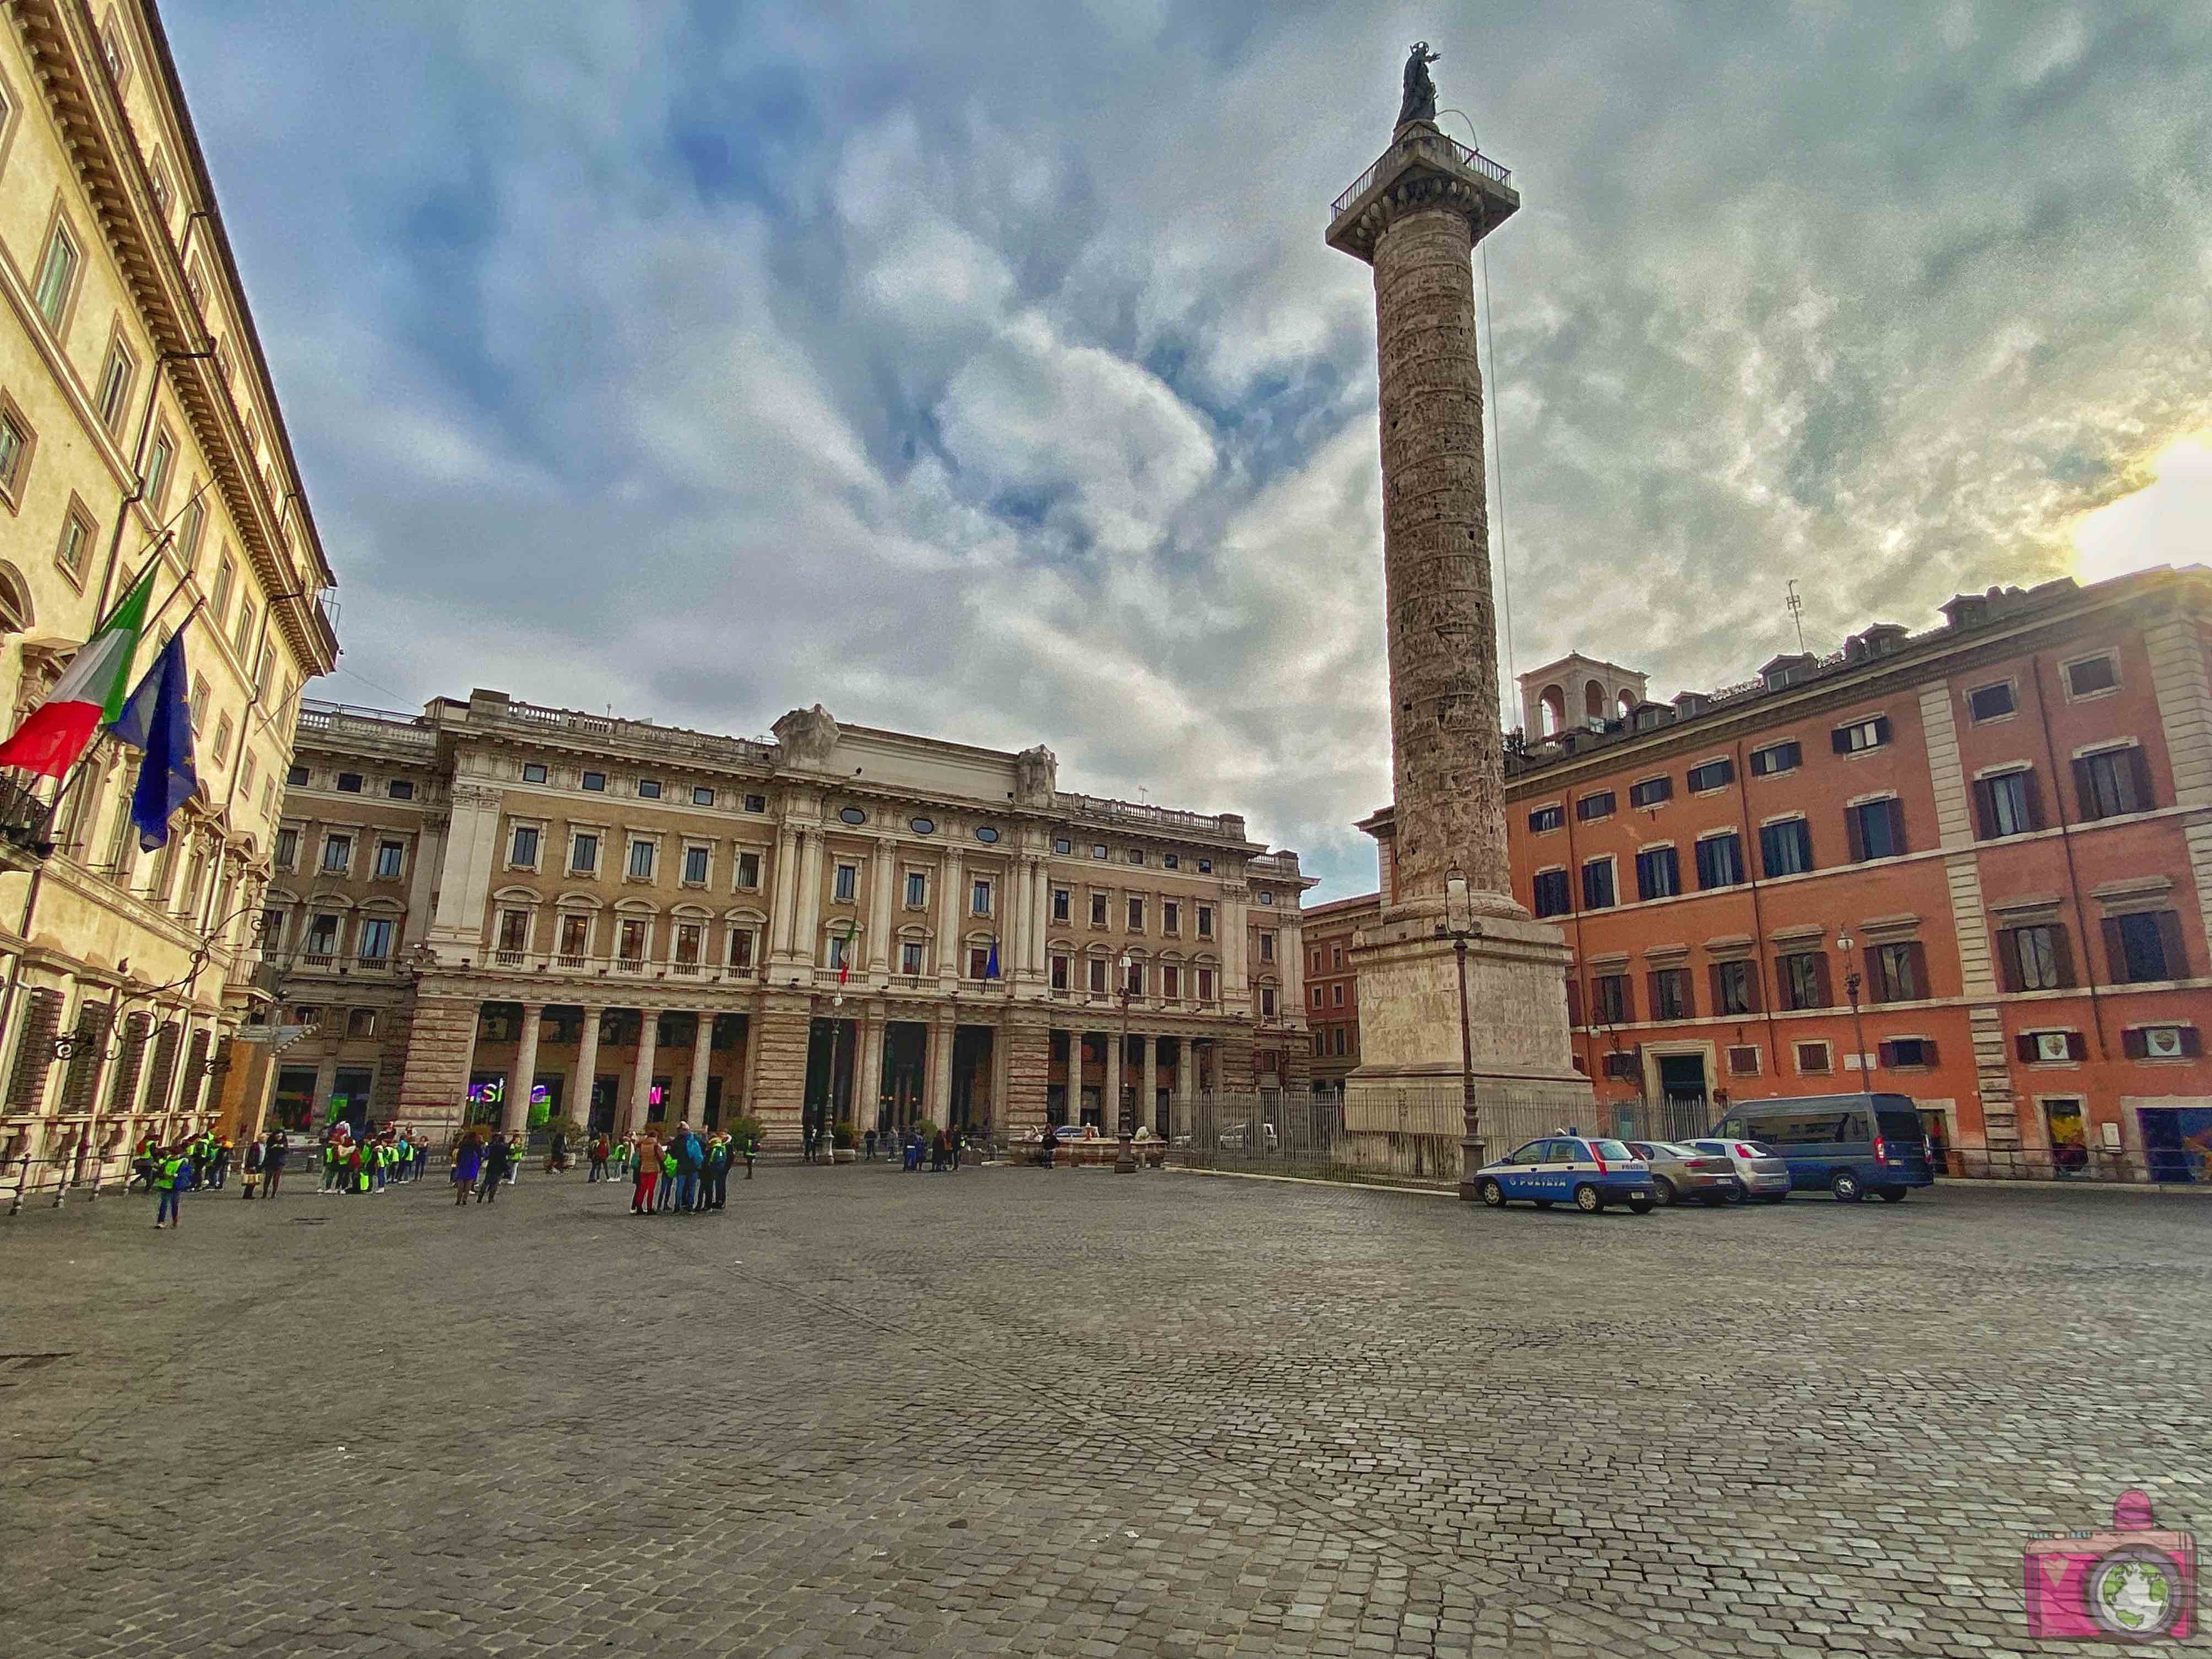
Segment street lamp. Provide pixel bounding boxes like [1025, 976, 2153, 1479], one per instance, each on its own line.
[1114, 947, 1137, 1173]
[1835, 932, 1871, 1087]
[1441, 869, 1484, 1201]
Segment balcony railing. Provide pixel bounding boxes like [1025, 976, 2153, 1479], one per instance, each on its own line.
[296, 700, 438, 750]
[1056, 792, 1245, 840]
[493, 698, 776, 767]
[1330, 130, 1511, 219]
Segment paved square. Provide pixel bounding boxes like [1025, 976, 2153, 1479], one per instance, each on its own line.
[1, 1164, 2203, 1657]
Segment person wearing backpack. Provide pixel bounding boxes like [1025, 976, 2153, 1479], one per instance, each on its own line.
[702, 1133, 730, 1211]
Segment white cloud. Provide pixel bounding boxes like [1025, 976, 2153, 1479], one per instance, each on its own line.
[165, 1, 2212, 901]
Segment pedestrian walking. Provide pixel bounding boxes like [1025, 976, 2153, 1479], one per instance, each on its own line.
[453, 1135, 482, 1205]
[241, 1137, 263, 1199]
[863, 1126, 878, 1162]
[740, 1131, 758, 1180]
[264, 1129, 288, 1197]
[152, 1144, 188, 1229]
[478, 1134, 512, 1203]
[411, 1136, 428, 1180]
[208, 1137, 231, 1190]
[588, 1134, 610, 1183]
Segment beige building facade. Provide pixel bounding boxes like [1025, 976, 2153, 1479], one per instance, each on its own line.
[0, 1, 339, 1184]
[266, 692, 1313, 1147]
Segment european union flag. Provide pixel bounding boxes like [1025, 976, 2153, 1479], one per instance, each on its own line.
[985, 937, 1000, 980]
[107, 631, 197, 852]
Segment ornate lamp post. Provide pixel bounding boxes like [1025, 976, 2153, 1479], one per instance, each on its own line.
[1835, 932, 1871, 1086]
[1114, 947, 1137, 1173]
[1441, 869, 1484, 1199]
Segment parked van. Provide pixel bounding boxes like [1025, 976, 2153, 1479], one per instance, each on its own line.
[1708, 1093, 1934, 1202]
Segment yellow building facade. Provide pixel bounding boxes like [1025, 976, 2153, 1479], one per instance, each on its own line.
[0, 1, 339, 1187]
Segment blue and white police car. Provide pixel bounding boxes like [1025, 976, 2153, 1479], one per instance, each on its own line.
[1474, 1134, 1657, 1214]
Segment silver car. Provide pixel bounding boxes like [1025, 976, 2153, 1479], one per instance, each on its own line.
[1687, 1136, 1793, 1202]
[1624, 1140, 1741, 1207]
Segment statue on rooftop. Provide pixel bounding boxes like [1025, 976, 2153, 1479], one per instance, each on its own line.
[1398, 41, 1441, 127]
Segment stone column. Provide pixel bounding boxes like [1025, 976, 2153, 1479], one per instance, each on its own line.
[1175, 1037, 1195, 1112]
[502, 1003, 543, 1136]
[573, 1007, 603, 1127]
[769, 827, 801, 959]
[1356, 150, 1512, 907]
[990, 1020, 1011, 1145]
[686, 1011, 712, 1122]
[627, 1009, 660, 1135]
[857, 1009, 886, 1134]
[1140, 1034, 1158, 1134]
[1029, 860, 1051, 978]
[937, 848, 966, 979]
[1004, 1017, 1050, 1137]
[925, 1007, 954, 1123]
[795, 834, 824, 966]
[427, 782, 507, 957]
[868, 838, 896, 973]
[1105, 1026, 1124, 1132]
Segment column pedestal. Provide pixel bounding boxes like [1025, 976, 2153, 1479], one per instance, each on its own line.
[1343, 908, 1590, 1195]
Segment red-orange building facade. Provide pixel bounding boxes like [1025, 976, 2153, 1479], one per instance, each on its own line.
[1341, 569, 2212, 1181]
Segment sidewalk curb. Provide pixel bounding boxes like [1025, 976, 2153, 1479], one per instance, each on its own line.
[1164, 1165, 1456, 1199]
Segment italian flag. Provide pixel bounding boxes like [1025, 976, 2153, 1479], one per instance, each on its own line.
[836, 917, 858, 984]
[0, 573, 154, 778]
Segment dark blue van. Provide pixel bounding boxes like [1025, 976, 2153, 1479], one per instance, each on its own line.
[1709, 1093, 1934, 1202]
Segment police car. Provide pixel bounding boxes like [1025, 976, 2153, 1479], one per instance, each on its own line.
[1474, 1134, 1657, 1214]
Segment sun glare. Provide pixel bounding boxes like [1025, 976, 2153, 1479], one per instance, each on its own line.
[2070, 432, 2212, 585]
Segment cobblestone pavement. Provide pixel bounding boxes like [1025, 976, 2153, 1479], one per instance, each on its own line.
[1, 1164, 2205, 1657]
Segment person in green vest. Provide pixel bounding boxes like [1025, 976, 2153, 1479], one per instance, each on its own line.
[322, 1138, 343, 1194]
[741, 1131, 758, 1180]
[152, 1144, 188, 1229]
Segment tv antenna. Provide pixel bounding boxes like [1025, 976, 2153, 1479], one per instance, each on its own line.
[1785, 581, 1807, 653]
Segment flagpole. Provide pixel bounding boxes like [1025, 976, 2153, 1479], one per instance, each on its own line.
[0, 598, 207, 1109]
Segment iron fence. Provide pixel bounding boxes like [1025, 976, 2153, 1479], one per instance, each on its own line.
[1168, 1086, 1710, 1187]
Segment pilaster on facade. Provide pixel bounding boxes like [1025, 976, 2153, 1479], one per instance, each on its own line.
[427, 780, 506, 958]
[2145, 615, 2212, 808]
[395, 994, 480, 1131]
[1917, 683, 1977, 850]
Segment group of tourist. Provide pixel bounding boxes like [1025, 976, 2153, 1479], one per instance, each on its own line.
[620, 1123, 754, 1215]
[141, 1124, 298, 1229]
[317, 1122, 435, 1195]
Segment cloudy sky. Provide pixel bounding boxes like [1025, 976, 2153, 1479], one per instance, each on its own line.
[167, 1, 2212, 899]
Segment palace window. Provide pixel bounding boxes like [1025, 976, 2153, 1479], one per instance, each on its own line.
[1576, 790, 1615, 823]
[571, 833, 600, 876]
[906, 871, 928, 908]
[559, 915, 589, 959]
[1629, 776, 1671, 809]
[1635, 846, 1679, 902]
[522, 762, 547, 784]
[735, 849, 760, 890]
[1127, 897, 1145, 931]
[1778, 951, 1830, 1011]
[1967, 681, 2015, 722]
[388, 779, 415, 801]
[1760, 818, 1813, 878]
[1975, 769, 2039, 838]
[1162, 900, 1179, 934]
[1091, 892, 1108, 928]
[727, 928, 756, 971]
[901, 940, 925, 975]
[1846, 798, 1907, 861]
[627, 839, 655, 880]
[1528, 804, 1563, 833]
[637, 779, 663, 799]
[1580, 858, 1615, 910]
[2107, 911, 2184, 984]
[1869, 941, 1926, 1003]
[693, 786, 715, 807]
[508, 825, 539, 868]
[1197, 904, 1214, 938]
[2064, 653, 2118, 698]
[1591, 974, 1630, 1025]
[1532, 869, 1570, 918]
[685, 846, 712, 886]
[1695, 832, 1744, 890]
[1196, 967, 1216, 1001]
[375, 839, 405, 879]
[1832, 715, 1890, 754]
[1997, 923, 2071, 993]
[971, 878, 993, 916]
[582, 771, 606, 791]
[1649, 968, 1691, 1022]
[497, 910, 530, 952]
[2075, 746, 2153, 821]
[833, 862, 856, 903]
[1687, 758, 1734, 793]
[1712, 959, 1756, 1017]
[1088, 957, 1108, 994]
